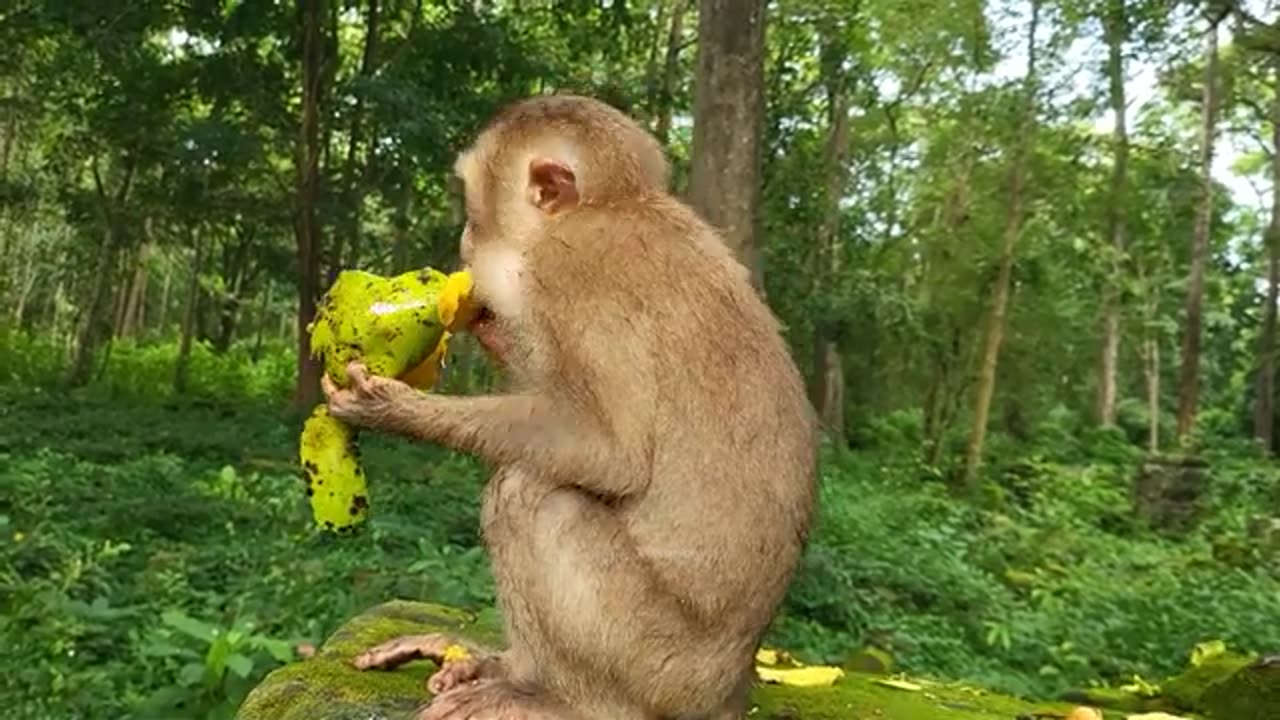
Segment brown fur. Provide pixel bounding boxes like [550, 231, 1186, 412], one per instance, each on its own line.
[327, 94, 817, 720]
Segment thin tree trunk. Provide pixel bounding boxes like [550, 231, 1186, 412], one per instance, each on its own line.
[157, 256, 173, 335]
[1175, 21, 1221, 443]
[654, 0, 689, 146]
[293, 0, 329, 414]
[811, 64, 850, 439]
[216, 265, 245, 352]
[0, 113, 16, 181]
[253, 278, 273, 361]
[1253, 60, 1280, 453]
[328, 0, 379, 283]
[118, 241, 150, 338]
[47, 277, 64, 335]
[688, 0, 768, 291]
[215, 228, 252, 352]
[67, 234, 120, 386]
[123, 242, 150, 337]
[174, 231, 205, 394]
[1096, 0, 1129, 427]
[922, 158, 974, 465]
[1144, 325, 1160, 453]
[111, 245, 134, 338]
[68, 155, 136, 387]
[961, 0, 1040, 494]
[12, 250, 36, 325]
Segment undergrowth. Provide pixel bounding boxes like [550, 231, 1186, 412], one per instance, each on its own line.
[2, 333, 1278, 718]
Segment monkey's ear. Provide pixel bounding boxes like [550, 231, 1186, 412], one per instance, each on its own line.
[528, 158, 579, 214]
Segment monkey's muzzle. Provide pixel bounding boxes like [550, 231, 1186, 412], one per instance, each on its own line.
[468, 306, 509, 366]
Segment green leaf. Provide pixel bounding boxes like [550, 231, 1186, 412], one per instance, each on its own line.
[226, 652, 255, 678]
[162, 610, 218, 643]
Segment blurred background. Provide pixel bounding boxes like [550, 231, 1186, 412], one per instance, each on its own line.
[2, 0, 1280, 718]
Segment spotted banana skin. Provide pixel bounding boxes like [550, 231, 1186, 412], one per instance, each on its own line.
[300, 268, 475, 533]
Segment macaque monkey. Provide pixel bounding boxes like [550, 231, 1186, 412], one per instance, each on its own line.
[322, 94, 817, 720]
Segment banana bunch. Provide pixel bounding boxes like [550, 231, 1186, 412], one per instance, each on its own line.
[300, 267, 476, 533]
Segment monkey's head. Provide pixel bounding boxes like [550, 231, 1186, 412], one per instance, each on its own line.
[453, 94, 671, 364]
[453, 93, 671, 259]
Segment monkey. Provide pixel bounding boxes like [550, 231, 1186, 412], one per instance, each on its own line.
[322, 94, 818, 720]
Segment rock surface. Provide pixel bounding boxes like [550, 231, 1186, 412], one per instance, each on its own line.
[236, 599, 1083, 720]
[1133, 455, 1208, 534]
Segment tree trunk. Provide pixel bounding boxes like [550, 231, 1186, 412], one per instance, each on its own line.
[68, 156, 136, 387]
[293, 0, 329, 414]
[961, 0, 1040, 494]
[654, 0, 689, 146]
[328, 0, 379, 285]
[1253, 60, 1280, 453]
[1144, 324, 1160, 453]
[119, 240, 150, 338]
[1095, 0, 1129, 427]
[67, 235, 120, 386]
[174, 231, 205, 394]
[1175, 21, 1221, 444]
[0, 113, 16, 182]
[688, 0, 767, 290]
[157, 256, 173, 334]
[111, 245, 134, 338]
[922, 156, 975, 466]
[11, 249, 36, 325]
[253, 278, 273, 362]
[216, 264, 245, 353]
[810, 66, 851, 439]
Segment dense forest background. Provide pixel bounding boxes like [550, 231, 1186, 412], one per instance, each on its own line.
[4, 0, 1280, 718]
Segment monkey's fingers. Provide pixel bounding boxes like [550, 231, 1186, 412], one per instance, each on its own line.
[321, 373, 340, 400]
[346, 361, 373, 393]
[352, 634, 462, 671]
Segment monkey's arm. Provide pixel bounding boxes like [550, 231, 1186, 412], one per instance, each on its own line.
[378, 391, 651, 498]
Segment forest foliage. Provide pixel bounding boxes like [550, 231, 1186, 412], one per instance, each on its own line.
[3, 0, 1280, 718]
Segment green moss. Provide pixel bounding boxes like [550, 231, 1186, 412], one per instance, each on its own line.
[751, 675, 1079, 720]
[237, 601, 491, 720]
[236, 600, 1087, 720]
[1057, 687, 1167, 713]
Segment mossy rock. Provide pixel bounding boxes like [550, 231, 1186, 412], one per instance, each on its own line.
[842, 646, 894, 675]
[1057, 687, 1170, 714]
[236, 600, 1086, 720]
[237, 600, 504, 720]
[1197, 655, 1280, 720]
[1162, 652, 1254, 712]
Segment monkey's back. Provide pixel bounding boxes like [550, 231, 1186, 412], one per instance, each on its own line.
[567, 196, 818, 635]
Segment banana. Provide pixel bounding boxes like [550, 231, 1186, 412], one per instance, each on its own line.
[299, 267, 475, 533]
[299, 405, 368, 532]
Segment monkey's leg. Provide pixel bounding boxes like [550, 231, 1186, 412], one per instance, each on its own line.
[353, 634, 505, 696]
[507, 488, 751, 718]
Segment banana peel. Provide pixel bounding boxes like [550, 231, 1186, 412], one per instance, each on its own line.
[300, 267, 476, 533]
[754, 646, 845, 688]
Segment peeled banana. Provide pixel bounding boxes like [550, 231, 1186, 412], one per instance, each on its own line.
[300, 267, 476, 533]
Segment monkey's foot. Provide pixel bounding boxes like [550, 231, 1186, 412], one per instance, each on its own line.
[427, 655, 505, 695]
[352, 633, 505, 697]
[415, 680, 572, 720]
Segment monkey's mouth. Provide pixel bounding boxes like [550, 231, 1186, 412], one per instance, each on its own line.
[467, 306, 508, 364]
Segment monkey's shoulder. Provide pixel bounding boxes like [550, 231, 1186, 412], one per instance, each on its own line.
[545, 202, 734, 286]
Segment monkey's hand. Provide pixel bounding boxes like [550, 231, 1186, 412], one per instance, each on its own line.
[322, 361, 419, 432]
